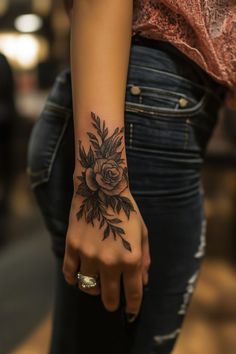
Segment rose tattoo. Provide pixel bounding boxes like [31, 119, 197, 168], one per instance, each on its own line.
[75, 112, 136, 251]
[85, 158, 128, 196]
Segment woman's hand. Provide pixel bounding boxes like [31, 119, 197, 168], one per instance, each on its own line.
[63, 112, 151, 320]
[63, 189, 150, 319]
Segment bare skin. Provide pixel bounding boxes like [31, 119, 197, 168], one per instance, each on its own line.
[62, 0, 151, 319]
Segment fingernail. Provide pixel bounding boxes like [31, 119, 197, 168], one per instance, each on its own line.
[126, 313, 137, 323]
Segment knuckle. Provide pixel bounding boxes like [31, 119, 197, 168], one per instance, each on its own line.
[80, 248, 97, 261]
[123, 253, 142, 268]
[100, 254, 118, 268]
[66, 238, 80, 253]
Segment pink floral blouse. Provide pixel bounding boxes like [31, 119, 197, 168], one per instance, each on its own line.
[132, 0, 236, 105]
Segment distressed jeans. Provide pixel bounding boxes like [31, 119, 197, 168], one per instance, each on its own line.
[27, 35, 227, 354]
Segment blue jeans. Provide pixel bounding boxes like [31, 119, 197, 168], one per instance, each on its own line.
[27, 36, 227, 354]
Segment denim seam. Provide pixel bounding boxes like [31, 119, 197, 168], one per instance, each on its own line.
[184, 122, 189, 150]
[126, 83, 198, 103]
[30, 177, 51, 190]
[55, 77, 67, 84]
[29, 112, 71, 189]
[129, 122, 134, 148]
[46, 113, 70, 179]
[129, 64, 216, 95]
[153, 328, 181, 346]
[44, 101, 72, 115]
[27, 167, 49, 176]
[125, 93, 207, 118]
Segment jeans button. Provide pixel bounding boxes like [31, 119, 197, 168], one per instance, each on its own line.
[179, 98, 188, 108]
[130, 85, 141, 95]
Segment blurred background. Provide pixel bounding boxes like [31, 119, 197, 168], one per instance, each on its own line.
[0, 0, 236, 353]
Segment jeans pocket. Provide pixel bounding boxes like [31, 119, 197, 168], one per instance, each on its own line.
[124, 70, 223, 157]
[27, 101, 72, 189]
[124, 63, 211, 119]
[125, 83, 206, 116]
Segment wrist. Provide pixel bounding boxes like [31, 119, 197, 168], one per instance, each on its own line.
[73, 111, 130, 194]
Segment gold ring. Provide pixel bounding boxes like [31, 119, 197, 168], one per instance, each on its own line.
[77, 272, 99, 289]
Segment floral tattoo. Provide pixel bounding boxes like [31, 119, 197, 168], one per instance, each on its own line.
[75, 112, 136, 252]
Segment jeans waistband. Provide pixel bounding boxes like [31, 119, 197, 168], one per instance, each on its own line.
[131, 33, 227, 101]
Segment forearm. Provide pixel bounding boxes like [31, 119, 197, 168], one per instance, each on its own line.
[69, 0, 135, 251]
[70, 0, 133, 160]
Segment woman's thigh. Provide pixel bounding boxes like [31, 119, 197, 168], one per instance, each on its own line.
[27, 43, 225, 354]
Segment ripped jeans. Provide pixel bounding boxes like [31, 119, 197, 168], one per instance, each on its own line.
[27, 35, 227, 354]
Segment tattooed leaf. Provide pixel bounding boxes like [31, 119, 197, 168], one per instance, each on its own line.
[99, 205, 113, 217]
[87, 146, 95, 166]
[76, 205, 84, 221]
[121, 238, 132, 252]
[84, 198, 92, 212]
[114, 136, 123, 149]
[123, 167, 128, 180]
[114, 226, 125, 235]
[116, 199, 122, 214]
[110, 225, 117, 238]
[99, 217, 105, 229]
[86, 208, 95, 226]
[91, 112, 101, 129]
[91, 111, 96, 120]
[95, 151, 103, 158]
[103, 224, 110, 240]
[124, 208, 130, 219]
[124, 196, 135, 211]
[109, 151, 122, 162]
[110, 135, 123, 157]
[91, 114, 108, 142]
[78, 141, 88, 168]
[92, 122, 99, 131]
[76, 182, 92, 198]
[106, 196, 117, 211]
[103, 127, 108, 139]
[113, 127, 119, 135]
[77, 176, 84, 182]
[87, 132, 99, 142]
[109, 218, 122, 224]
[91, 141, 100, 150]
[100, 136, 112, 157]
[119, 196, 135, 217]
